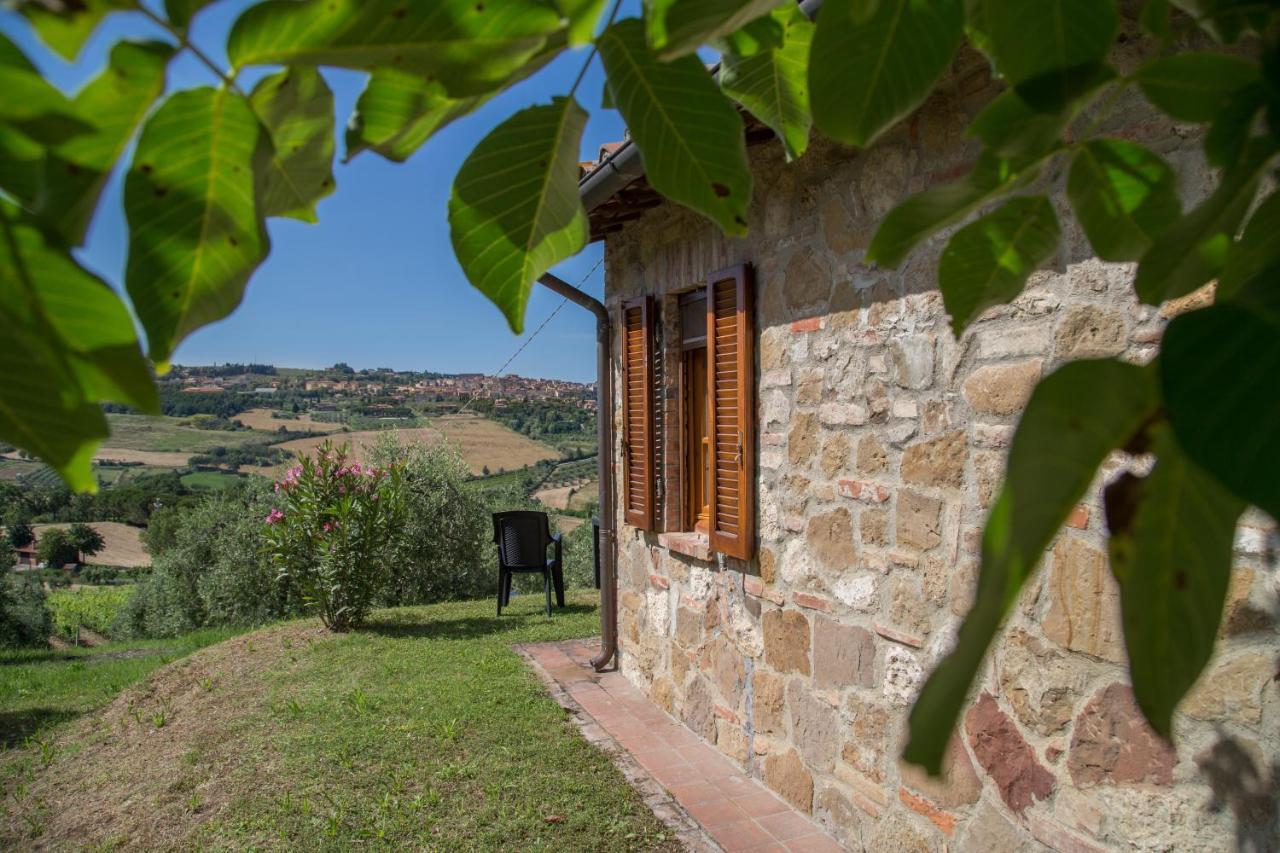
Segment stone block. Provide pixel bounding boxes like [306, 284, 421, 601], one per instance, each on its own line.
[1067, 683, 1177, 786]
[1055, 305, 1127, 359]
[859, 507, 889, 546]
[806, 508, 856, 569]
[752, 669, 786, 734]
[965, 691, 1056, 813]
[788, 412, 820, 467]
[832, 574, 879, 612]
[857, 435, 888, 474]
[787, 680, 841, 770]
[821, 433, 851, 478]
[901, 430, 968, 489]
[682, 676, 717, 741]
[1183, 651, 1271, 726]
[1043, 537, 1124, 663]
[889, 335, 936, 390]
[763, 608, 811, 675]
[897, 490, 943, 550]
[963, 360, 1043, 416]
[883, 645, 924, 705]
[813, 615, 875, 689]
[998, 628, 1088, 736]
[898, 735, 982, 808]
[784, 250, 832, 314]
[764, 748, 814, 813]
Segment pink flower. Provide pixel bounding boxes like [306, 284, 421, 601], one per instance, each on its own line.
[322, 521, 334, 533]
[265, 509, 284, 525]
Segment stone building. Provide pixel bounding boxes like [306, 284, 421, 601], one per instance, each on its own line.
[582, 24, 1279, 853]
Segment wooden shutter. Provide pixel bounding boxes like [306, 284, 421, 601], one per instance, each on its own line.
[621, 296, 655, 530]
[706, 264, 755, 560]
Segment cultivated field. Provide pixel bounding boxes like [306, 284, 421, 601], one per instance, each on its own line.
[271, 413, 560, 475]
[31, 522, 150, 568]
[533, 480, 597, 512]
[235, 408, 345, 433]
[95, 414, 279, 467]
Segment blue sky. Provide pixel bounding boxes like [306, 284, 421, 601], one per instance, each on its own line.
[2, 1, 642, 383]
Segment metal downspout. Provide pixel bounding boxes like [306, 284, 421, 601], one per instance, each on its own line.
[536, 272, 617, 671]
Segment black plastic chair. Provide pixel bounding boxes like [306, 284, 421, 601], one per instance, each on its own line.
[492, 511, 565, 616]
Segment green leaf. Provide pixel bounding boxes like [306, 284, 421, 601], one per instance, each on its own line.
[1, 199, 157, 414]
[556, 0, 608, 47]
[983, 0, 1118, 112]
[16, 0, 130, 62]
[903, 359, 1159, 774]
[1163, 301, 1280, 520]
[1169, 0, 1273, 43]
[810, 0, 963, 147]
[1204, 83, 1266, 169]
[598, 18, 752, 237]
[1135, 53, 1258, 122]
[938, 195, 1060, 335]
[867, 151, 1036, 268]
[227, 0, 566, 98]
[346, 68, 486, 163]
[249, 67, 336, 223]
[1067, 139, 1181, 262]
[644, 0, 784, 60]
[0, 35, 95, 145]
[448, 96, 588, 334]
[968, 70, 1111, 165]
[38, 40, 174, 247]
[125, 87, 271, 367]
[1134, 139, 1273, 304]
[165, 0, 218, 30]
[719, 5, 814, 162]
[0, 125, 44, 207]
[1219, 190, 1280, 301]
[1108, 425, 1244, 738]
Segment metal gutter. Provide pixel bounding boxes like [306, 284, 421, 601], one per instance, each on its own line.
[537, 272, 617, 672]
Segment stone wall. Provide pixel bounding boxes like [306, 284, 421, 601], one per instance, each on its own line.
[601, 31, 1279, 853]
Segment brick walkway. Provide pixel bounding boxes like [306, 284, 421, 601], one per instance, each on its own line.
[518, 638, 844, 853]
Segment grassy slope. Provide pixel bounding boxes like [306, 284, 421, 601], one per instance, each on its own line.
[104, 413, 278, 453]
[0, 593, 676, 852]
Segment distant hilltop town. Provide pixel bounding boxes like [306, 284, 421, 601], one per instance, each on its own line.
[166, 363, 597, 410]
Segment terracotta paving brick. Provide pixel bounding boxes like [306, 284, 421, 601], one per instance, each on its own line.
[518, 639, 846, 852]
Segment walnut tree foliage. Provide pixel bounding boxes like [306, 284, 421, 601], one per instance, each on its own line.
[2, 0, 1279, 774]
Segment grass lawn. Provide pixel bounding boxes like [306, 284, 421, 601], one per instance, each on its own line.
[0, 628, 244, 750]
[0, 593, 678, 851]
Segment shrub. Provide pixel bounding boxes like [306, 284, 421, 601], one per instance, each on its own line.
[369, 438, 492, 605]
[47, 586, 133, 639]
[0, 573, 51, 647]
[264, 442, 405, 631]
[36, 528, 79, 567]
[67, 523, 105, 560]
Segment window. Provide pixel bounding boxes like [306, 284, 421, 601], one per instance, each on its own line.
[621, 264, 756, 561]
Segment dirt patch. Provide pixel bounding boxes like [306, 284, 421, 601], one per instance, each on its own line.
[32, 522, 150, 568]
[535, 480, 597, 512]
[554, 515, 586, 534]
[236, 408, 345, 433]
[0, 621, 328, 849]
[91, 448, 192, 467]
[271, 414, 560, 475]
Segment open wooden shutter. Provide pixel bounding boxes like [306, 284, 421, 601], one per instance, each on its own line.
[706, 264, 755, 560]
[621, 296, 655, 530]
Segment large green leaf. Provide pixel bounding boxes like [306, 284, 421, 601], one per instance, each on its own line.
[125, 87, 270, 368]
[983, 0, 1118, 112]
[598, 18, 752, 237]
[1067, 139, 1181, 262]
[1218, 191, 1280, 301]
[903, 359, 1158, 774]
[16, 0, 130, 61]
[644, 0, 785, 59]
[38, 40, 174, 247]
[227, 0, 566, 98]
[0, 35, 94, 145]
[719, 5, 814, 162]
[938, 195, 1060, 335]
[1, 201, 158, 415]
[346, 69, 486, 163]
[1108, 425, 1244, 738]
[1134, 139, 1273, 304]
[867, 151, 1035, 268]
[1134, 53, 1258, 122]
[1163, 301, 1280, 520]
[810, 0, 963, 147]
[968, 70, 1111, 165]
[249, 67, 336, 223]
[1203, 82, 1266, 169]
[448, 97, 588, 334]
[0, 125, 44, 207]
